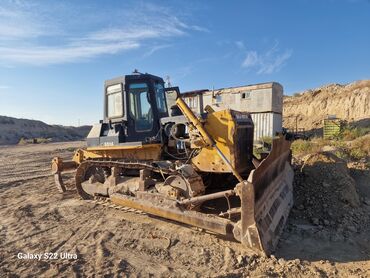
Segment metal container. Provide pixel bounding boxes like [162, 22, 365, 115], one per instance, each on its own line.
[180, 82, 284, 141]
[251, 112, 282, 141]
[199, 82, 283, 114]
[183, 94, 204, 115]
[323, 118, 344, 139]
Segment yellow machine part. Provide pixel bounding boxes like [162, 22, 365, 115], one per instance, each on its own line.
[191, 110, 233, 172]
[190, 109, 249, 174]
[71, 143, 162, 164]
[51, 143, 162, 193]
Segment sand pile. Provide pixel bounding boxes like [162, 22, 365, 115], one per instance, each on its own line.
[290, 152, 369, 240]
[0, 115, 90, 145]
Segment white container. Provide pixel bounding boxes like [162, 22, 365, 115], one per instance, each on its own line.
[251, 112, 282, 141]
[200, 82, 283, 114]
[181, 82, 284, 141]
[183, 94, 203, 115]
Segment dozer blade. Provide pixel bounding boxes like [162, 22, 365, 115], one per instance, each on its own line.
[51, 157, 78, 193]
[236, 136, 294, 255]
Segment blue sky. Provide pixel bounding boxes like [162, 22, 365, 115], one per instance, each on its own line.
[0, 0, 369, 125]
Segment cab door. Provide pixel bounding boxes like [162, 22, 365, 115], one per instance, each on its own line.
[126, 82, 160, 142]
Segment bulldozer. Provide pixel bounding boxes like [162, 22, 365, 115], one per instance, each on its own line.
[51, 71, 293, 255]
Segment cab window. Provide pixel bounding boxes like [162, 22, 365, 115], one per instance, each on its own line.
[106, 84, 123, 118]
[154, 83, 167, 113]
[129, 83, 153, 131]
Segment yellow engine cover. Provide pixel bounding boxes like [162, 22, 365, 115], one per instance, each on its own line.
[191, 109, 254, 174]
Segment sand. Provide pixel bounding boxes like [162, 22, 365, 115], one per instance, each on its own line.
[0, 142, 369, 277]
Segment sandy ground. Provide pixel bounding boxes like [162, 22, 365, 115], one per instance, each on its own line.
[0, 142, 369, 277]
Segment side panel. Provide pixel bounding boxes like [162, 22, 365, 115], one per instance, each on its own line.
[86, 123, 103, 147]
[273, 113, 283, 137]
[271, 83, 283, 114]
[86, 123, 126, 147]
[80, 143, 162, 161]
[251, 112, 282, 141]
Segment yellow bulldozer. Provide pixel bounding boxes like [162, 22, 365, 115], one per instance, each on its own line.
[51, 71, 293, 255]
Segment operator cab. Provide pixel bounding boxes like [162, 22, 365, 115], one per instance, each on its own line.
[87, 71, 170, 147]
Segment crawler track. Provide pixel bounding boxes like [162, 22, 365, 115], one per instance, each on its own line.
[74, 159, 178, 199]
